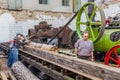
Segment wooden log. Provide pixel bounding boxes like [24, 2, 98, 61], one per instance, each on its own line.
[0, 71, 8, 80]
[11, 61, 39, 80]
[29, 42, 58, 52]
[41, 44, 48, 50]
[29, 42, 37, 47]
[41, 44, 58, 52]
[35, 43, 42, 48]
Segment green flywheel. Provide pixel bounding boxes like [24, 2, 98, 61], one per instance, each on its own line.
[76, 2, 106, 43]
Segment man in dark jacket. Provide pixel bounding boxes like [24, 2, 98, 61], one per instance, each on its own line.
[8, 33, 28, 68]
[8, 33, 21, 67]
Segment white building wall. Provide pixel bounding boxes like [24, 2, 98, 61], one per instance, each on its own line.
[22, 0, 72, 12]
[0, 0, 7, 8]
[0, 0, 120, 42]
[0, 0, 72, 12]
[0, 13, 15, 42]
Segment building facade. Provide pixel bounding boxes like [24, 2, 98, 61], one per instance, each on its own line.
[23, 0, 72, 12]
[0, 0, 118, 42]
[0, 0, 73, 13]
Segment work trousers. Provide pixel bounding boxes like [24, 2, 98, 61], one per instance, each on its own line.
[8, 47, 19, 68]
[77, 56, 91, 60]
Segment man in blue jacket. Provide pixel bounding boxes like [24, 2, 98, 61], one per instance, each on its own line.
[8, 33, 24, 68]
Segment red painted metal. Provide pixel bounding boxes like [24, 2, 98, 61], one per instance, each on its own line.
[8, 40, 16, 42]
[104, 45, 120, 68]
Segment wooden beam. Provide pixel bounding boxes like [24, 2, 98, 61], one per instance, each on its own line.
[0, 71, 8, 80]
[8, 71, 17, 80]
[20, 55, 74, 80]
[21, 46, 102, 79]
[22, 46, 120, 80]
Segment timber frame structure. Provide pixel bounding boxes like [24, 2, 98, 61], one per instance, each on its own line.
[0, 43, 120, 80]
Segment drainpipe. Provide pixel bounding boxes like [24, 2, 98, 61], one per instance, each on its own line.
[72, 0, 74, 13]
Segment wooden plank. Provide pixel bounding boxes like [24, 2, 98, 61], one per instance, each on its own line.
[20, 53, 102, 80]
[21, 47, 102, 80]
[59, 49, 75, 56]
[20, 54, 74, 80]
[22, 46, 120, 80]
[0, 71, 8, 80]
[8, 71, 17, 80]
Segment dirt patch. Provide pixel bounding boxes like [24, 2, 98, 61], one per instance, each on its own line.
[0, 54, 10, 72]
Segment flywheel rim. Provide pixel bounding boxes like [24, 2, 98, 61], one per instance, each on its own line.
[104, 45, 120, 68]
[76, 2, 106, 43]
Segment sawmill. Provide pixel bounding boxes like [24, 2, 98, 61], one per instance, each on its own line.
[0, 0, 120, 80]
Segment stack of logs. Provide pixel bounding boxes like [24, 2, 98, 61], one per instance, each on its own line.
[28, 42, 58, 53]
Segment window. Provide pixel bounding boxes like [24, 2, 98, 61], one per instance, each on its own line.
[8, 0, 22, 10]
[62, 0, 69, 6]
[39, 0, 48, 4]
[74, 0, 81, 12]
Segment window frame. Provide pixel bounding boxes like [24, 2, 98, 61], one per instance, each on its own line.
[39, 0, 48, 5]
[62, 0, 69, 6]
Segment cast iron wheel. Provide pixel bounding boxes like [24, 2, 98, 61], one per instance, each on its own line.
[104, 45, 120, 68]
[76, 2, 106, 43]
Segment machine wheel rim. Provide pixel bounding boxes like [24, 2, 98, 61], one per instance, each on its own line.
[104, 45, 120, 68]
[68, 31, 78, 48]
[76, 2, 106, 43]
